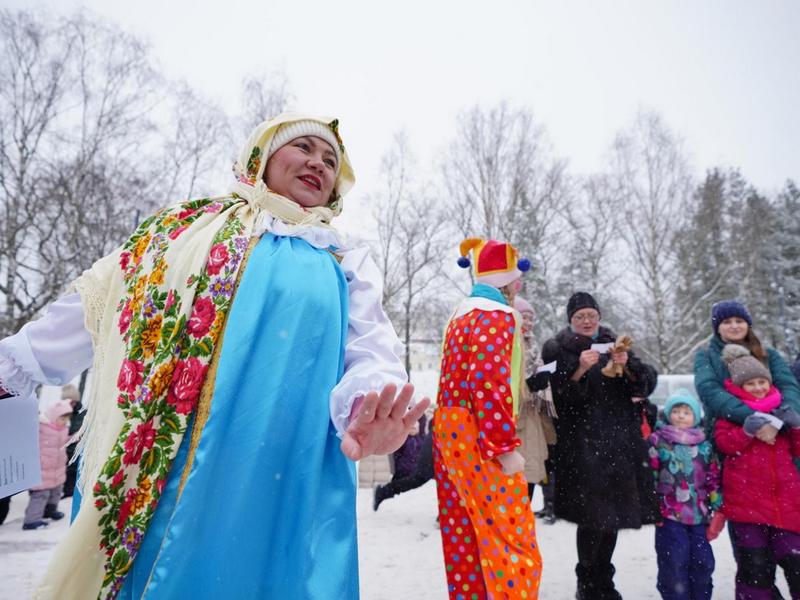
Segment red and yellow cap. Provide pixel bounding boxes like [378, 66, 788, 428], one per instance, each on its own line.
[457, 238, 531, 288]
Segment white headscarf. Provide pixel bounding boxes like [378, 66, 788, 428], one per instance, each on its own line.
[231, 112, 356, 227]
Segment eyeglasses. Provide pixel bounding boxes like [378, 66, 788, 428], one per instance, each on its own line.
[571, 313, 600, 323]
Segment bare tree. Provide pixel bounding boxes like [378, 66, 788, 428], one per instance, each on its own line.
[561, 175, 622, 292]
[0, 11, 69, 335]
[610, 110, 695, 372]
[0, 10, 160, 336]
[441, 102, 569, 337]
[372, 131, 450, 374]
[237, 69, 293, 140]
[160, 82, 232, 201]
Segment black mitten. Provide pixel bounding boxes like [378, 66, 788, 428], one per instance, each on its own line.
[526, 370, 551, 392]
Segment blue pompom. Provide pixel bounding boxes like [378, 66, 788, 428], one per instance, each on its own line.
[517, 258, 531, 272]
[457, 256, 471, 269]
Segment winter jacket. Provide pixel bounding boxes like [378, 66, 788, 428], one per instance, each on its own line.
[392, 431, 424, 478]
[792, 354, 800, 385]
[541, 325, 660, 529]
[694, 335, 800, 427]
[648, 424, 722, 525]
[517, 394, 555, 485]
[31, 401, 72, 491]
[714, 418, 800, 534]
[517, 332, 555, 484]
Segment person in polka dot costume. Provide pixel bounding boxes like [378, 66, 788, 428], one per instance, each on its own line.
[433, 238, 542, 599]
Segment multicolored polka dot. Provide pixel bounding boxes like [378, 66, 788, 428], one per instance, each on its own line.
[434, 308, 542, 599]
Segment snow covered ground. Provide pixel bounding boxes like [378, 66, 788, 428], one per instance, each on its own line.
[0, 483, 791, 599]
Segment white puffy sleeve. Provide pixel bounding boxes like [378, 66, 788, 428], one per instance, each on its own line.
[329, 245, 408, 435]
[0, 293, 93, 399]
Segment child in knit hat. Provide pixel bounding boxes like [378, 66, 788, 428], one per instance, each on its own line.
[714, 344, 800, 599]
[648, 390, 721, 600]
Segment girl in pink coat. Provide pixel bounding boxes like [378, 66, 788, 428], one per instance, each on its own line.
[714, 344, 800, 599]
[23, 400, 73, 530]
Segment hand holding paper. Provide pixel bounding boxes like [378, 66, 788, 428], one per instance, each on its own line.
[590, 342, 614, 354]
[536, 360, 557, 374]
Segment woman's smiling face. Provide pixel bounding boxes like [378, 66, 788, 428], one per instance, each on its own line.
[264, 136, 338, 208]
[717, 316, 749, 343]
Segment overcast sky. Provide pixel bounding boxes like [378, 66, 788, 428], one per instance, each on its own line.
[6, 0, 799, 232]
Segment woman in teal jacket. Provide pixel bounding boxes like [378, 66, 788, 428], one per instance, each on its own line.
[695, 300, 800, 430]
[695, 300, 800, 600]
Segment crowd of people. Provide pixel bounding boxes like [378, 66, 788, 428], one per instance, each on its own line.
[1, 111, 800, 600]
[423, 243, 800, 599]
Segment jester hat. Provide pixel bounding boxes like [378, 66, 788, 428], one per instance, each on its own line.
[457, 238, 531, 288]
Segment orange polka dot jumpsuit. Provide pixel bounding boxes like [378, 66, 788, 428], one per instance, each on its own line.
[433, 304, 542, 600]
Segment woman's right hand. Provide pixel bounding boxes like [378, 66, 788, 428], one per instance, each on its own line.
[579, 349, 600, 370]
[755, 424, 779, 445]
[496, 450, 525, 475]
[571, 349, 601, 382]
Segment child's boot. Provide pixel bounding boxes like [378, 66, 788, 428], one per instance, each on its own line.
[22, 520, 49, 530]
[43, 504, 64, 520]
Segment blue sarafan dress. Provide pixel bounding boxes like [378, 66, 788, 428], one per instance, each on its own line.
[1, 226, 407, 599]
[120, 233, 356, 597]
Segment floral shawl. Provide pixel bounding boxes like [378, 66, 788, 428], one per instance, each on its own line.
[37, 114, 355, 600]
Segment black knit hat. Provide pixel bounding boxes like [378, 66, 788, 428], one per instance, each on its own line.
[567, 292, 601, 322]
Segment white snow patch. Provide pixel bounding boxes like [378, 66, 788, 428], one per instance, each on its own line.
[0, 485, 792, 598]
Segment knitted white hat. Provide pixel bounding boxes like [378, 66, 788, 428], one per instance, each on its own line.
[267, 120, 342, 172]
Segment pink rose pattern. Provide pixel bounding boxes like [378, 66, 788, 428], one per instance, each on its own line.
[166, 357, 207, 414]
[122, 420, 156, 466]
[186, 297, 216, 338]
[93, 198, 249, 599]
[117, 359, 144, 393]
[206, 243, 229, 275]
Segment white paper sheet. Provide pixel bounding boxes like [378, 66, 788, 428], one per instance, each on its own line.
[536, 360, 557, 374]
[0, 396, 41, 498]
[590, 342, 615, 353]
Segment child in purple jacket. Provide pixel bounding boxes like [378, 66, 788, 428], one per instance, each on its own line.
[648, 390, 722, 600]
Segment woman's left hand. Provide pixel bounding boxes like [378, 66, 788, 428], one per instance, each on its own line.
[611, 351, 629, 366]
[340, 383, 431, 461]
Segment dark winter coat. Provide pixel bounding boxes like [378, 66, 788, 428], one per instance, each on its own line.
[792, 354, 800, 385]
[694, 335, 800, 428]
[542, 326, 660, 530]
[714, 419, 800, 534]
[392, 431, 424, 479]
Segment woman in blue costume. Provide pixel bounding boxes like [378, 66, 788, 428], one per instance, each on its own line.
[0, 113, 429, 599]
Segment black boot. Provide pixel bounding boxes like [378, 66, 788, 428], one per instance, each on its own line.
[0, 496, 9, 526]
[596, 564, 622, 600]
[22, 520, 49, 530]
[575, 564, 598, 600]
[576, 564, 621, 600]
[373, 484, 392, 511]
[43, 504, 65, 520]
[535, 502, 556, 524]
